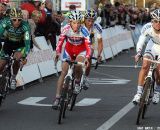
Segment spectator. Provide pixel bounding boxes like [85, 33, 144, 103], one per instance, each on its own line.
[28, 10, 42, 50]
[20, 0, 46, 24]
[0, 0, 9, 20]
[43, 0, 61, 50]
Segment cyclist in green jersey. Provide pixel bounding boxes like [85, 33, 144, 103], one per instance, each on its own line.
[0, 8, 31, 90]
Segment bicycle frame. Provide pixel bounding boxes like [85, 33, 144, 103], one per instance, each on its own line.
[64, 60, 86, 90]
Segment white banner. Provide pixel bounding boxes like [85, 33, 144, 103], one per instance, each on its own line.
[61, 0, 86, 11]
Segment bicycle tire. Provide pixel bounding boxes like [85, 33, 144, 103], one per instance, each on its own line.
[69, 93, 77, 111]
[142, 81, 154, 119]
[136, 77, 151, 125]
[58, 76, 70, 124]
[0, 74, 7, 106]
[58, 96, 65, 124]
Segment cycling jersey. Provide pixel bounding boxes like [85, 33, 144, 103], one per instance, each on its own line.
[136, 22, 160, 53]
[56, 24, 91, 59]
[0, 17, 31, 57]
[83, 22, 102, 40]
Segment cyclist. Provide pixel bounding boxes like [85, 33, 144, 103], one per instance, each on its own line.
[52, 10, 91, 109]
[83, 9, 103, 89]
[0, 8, 31, 90]
[132, 9, 160, 104]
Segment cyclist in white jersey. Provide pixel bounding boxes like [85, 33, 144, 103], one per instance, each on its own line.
[132, 9, 160, 104]
[83, 9, 103, 89]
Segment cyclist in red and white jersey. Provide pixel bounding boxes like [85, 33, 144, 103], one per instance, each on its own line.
[132, 9, 160, 104]
[52, 10, 91, 109]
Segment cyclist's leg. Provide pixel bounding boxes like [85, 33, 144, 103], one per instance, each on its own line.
[55, 62, 69, 97]
[0, 43, 8, 74]
[72, 51, 86, 93]
[52, 50, 69, 108]
[133, 40, 154, 104]
[85, 48, 94, 77]
[13, 51, 23, 75]
[74, 51, 86, 82]
[9, 51, 23, 89]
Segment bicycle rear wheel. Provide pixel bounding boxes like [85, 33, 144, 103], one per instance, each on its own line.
[136, 77, 152, 125]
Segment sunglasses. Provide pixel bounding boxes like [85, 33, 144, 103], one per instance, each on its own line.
[12, 18, 22, 22]
[152, 19, 160, 23]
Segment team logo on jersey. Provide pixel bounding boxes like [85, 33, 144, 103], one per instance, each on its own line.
[25, 32, 30, 40]
[94, 23, 102, 33]
[81, 27, 90, 37]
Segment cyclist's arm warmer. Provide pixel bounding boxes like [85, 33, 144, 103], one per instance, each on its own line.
[136, 23, 150, 53]
[94, 22, 102, 39]
[56, 34, 66, 54]
[136, 34, 147, 53]
[23, 22, 31, 55]
[84, 37, 91, 58]
[0, 19, 6, 37]
[56, 25, 68, 54]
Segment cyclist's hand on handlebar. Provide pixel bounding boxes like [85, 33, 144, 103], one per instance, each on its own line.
[97, 55, 102, 63]
[85, 58, 90, 68]
[135, 53, 141, 63]
[54, 53, 60, 63]
[22, 58, 27, 65]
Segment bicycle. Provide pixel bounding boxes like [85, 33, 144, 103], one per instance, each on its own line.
[0, 51, 23, 106]
[57, 57, 98, 124]
[136, 56, 158, 125]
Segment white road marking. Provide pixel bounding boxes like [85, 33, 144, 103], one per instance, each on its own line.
[89, 78, 130, 85]
[18, 97, 101, 107]
[76, 98, 101, 106]
[18, 97, 52, 106]
[97, 64, 141, 68]
[96, 102, 135, 130]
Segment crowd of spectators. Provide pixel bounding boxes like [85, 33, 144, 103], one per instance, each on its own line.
[94, 1, 158, 30]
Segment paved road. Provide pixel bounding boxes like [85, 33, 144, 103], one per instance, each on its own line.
[0, 49, 160, 130]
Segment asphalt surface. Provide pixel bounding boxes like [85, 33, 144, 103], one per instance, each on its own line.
[0, 49, 160, 130]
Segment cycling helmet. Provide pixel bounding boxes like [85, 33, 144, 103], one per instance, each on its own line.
[150, 9, 160, 21]
[68, 10, 83, 21]
[84, 9, 97, 20]
[31, 10, 42, 18]
[10, 8, 23, 19]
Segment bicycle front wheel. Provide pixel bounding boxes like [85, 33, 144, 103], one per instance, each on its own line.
[136, 77, 152, 125]
[58, 76, 71, 124]
[0, 74, 8, 106]
[69, 93, 77, 111]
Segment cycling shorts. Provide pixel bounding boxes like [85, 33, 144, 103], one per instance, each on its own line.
[0, 40, 26, 59]
[62, 42, 86, 61]
[144, 39, 160, 60]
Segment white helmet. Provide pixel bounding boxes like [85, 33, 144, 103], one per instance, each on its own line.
[151, 9, 160, 21]
[68, 10, 83, 21]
